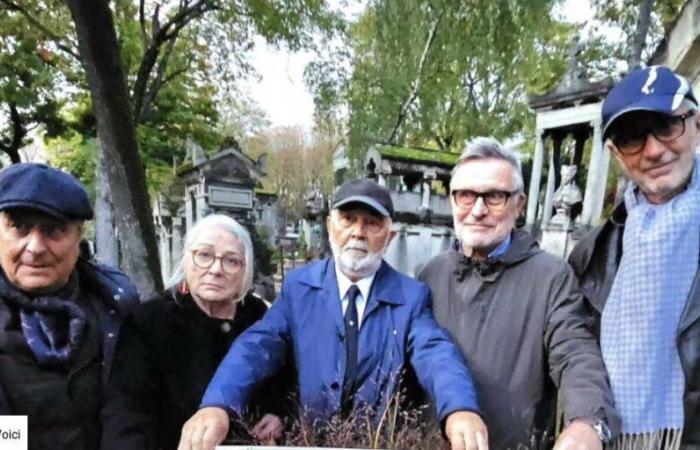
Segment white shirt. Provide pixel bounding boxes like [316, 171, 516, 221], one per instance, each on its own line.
[335, 265, 375, 328]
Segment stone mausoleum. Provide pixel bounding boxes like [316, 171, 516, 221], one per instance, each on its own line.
[152, 138, 279, 286]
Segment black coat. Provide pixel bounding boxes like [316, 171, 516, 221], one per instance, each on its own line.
[0, 259, 138, 450]
[101, 290, 292, 450]
[419, 230, 619, 450]
[569, 203, 700, 448]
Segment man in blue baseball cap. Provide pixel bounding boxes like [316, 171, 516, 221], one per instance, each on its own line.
[570, 66, 700, 448]
[0, 163, 139, 450]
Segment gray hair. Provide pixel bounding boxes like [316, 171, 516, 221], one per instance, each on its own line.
[451, 136, 524, 192]
[167, 214, 254, 303]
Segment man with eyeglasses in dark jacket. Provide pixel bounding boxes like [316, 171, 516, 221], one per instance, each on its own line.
[419, 137, 620, 450]
[569, 65, 700, 449]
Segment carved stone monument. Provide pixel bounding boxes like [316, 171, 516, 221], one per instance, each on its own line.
[540, 164, 583, 257]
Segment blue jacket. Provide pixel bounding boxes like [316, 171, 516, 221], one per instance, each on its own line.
[202, 258, 480, 423]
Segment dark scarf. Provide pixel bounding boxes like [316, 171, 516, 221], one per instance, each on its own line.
[451, 239, 501, 280]
[0, 272, 86, 367]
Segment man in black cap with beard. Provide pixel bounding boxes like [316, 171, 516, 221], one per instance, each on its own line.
[180, 178, 490, 450]
[0, 163, 139, 450]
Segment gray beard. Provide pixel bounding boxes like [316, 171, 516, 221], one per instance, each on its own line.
[330, 239, 383, 279]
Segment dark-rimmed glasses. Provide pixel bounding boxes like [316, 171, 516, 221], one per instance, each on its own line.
[609, 110, 697, 155]
[451, 189, 518, 211]
[191, 248, 244, 274]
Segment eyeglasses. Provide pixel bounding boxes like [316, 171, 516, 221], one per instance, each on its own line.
[191, 249, 244, 274]
[609, 110, 697, 155]
[451, 189, 518, 210]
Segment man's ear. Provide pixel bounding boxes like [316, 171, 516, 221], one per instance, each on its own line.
[386, 229, 398, 245]
[516, 193, 527, 215]
[605, 140, 624, 164]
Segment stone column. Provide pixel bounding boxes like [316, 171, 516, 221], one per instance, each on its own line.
[421, 168, 437, 210]
[526, 129, 545, 227]
[376, 160, 392, 187]
[195, 181, 207, 221]
[580, 120, 609, 225]
[543, 147, 556, 225]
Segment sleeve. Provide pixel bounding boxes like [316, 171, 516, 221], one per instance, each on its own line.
[200, 281, 293, 415]
[406, 284, 481, 422]
[101, 316, 159, 450]
[544, 266, 621, 437]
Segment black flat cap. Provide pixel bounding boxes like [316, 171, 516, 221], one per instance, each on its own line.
[332, 178, 394, 218]
[0, 163, 93, 220]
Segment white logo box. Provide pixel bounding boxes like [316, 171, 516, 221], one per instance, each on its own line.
[0, 416, 27, 450]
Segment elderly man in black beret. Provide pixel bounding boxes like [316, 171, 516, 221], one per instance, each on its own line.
[0, 163, 139, 450]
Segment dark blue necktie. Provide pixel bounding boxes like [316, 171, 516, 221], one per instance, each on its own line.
[341, 284, 360, 415]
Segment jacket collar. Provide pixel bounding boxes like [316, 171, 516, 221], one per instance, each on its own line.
[298, 258, 405, 330]
[299, 258, 403, 302]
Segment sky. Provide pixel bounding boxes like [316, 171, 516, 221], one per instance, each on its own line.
[245, 0, 596, 130]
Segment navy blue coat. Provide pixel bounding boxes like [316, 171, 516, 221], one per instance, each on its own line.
[202, 258, 479, 423]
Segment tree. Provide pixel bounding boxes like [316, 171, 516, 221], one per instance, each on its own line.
[1, 0, 340, 295]
[0, 0, 77, 162]
[586, 0, 685, 75]
[64, 0, 162, 298]
[245, 126, 335, 221]
[306, 0, 573, 164]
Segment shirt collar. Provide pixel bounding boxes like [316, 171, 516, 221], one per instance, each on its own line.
[488, 233, 512, 259]
[335, 264, 375, 302]
[453, 232, 513, 259]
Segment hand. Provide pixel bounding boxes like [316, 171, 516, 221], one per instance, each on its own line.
[250, 413, 284, 443]
[177, 407, 229, 450]
[553, 420, 603, 450]
[445, 410, 489, 450]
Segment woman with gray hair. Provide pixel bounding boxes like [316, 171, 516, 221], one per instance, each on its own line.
[102, 214, 285, 449]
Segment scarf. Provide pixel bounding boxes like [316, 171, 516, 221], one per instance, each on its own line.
[0, 272, 86, 367]
[601, 158, 700, 439]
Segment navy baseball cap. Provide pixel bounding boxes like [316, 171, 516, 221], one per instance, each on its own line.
[0, 163, 93, 220]
[332, 178, 394, 218]
[602, 65, 698, 139]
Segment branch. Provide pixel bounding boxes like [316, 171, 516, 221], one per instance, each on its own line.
[0, 0, 80, 60]
[139, 0, 149, 47]
[628, 0, 654, 70]
[0, 103, 26, 163]
[387, 9, 443, 144]
[131, 0, 218, 122]
[138, 38, 188, 121]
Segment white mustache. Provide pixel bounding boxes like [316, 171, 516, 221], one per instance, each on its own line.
[343, 241, 368, 252]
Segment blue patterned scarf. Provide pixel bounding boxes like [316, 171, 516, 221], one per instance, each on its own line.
[601, 157, 700, 434]
[0, 272, 86, 367]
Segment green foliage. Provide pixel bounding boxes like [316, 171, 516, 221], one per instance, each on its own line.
[0, 0, 77, 156]
[586, 0, 685, 74]
[378, 145, 458, 166]
[307, 0, 573, 164]
[45, 132, 98, 199]
[1, 0, 340, 194]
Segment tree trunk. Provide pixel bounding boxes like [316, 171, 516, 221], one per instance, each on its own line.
[628, 0, 654, 70]
[95, 148, 119, 266]
[64, 0, 162, 298]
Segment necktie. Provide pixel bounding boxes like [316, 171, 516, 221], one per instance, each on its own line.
[341, 284, 360, 415]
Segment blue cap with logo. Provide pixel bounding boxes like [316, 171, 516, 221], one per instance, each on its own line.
[602, 65, 698, 139]
[0, 163, 93, 220]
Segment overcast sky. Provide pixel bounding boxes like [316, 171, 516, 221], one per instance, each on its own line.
[245, 0, 595, 129]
